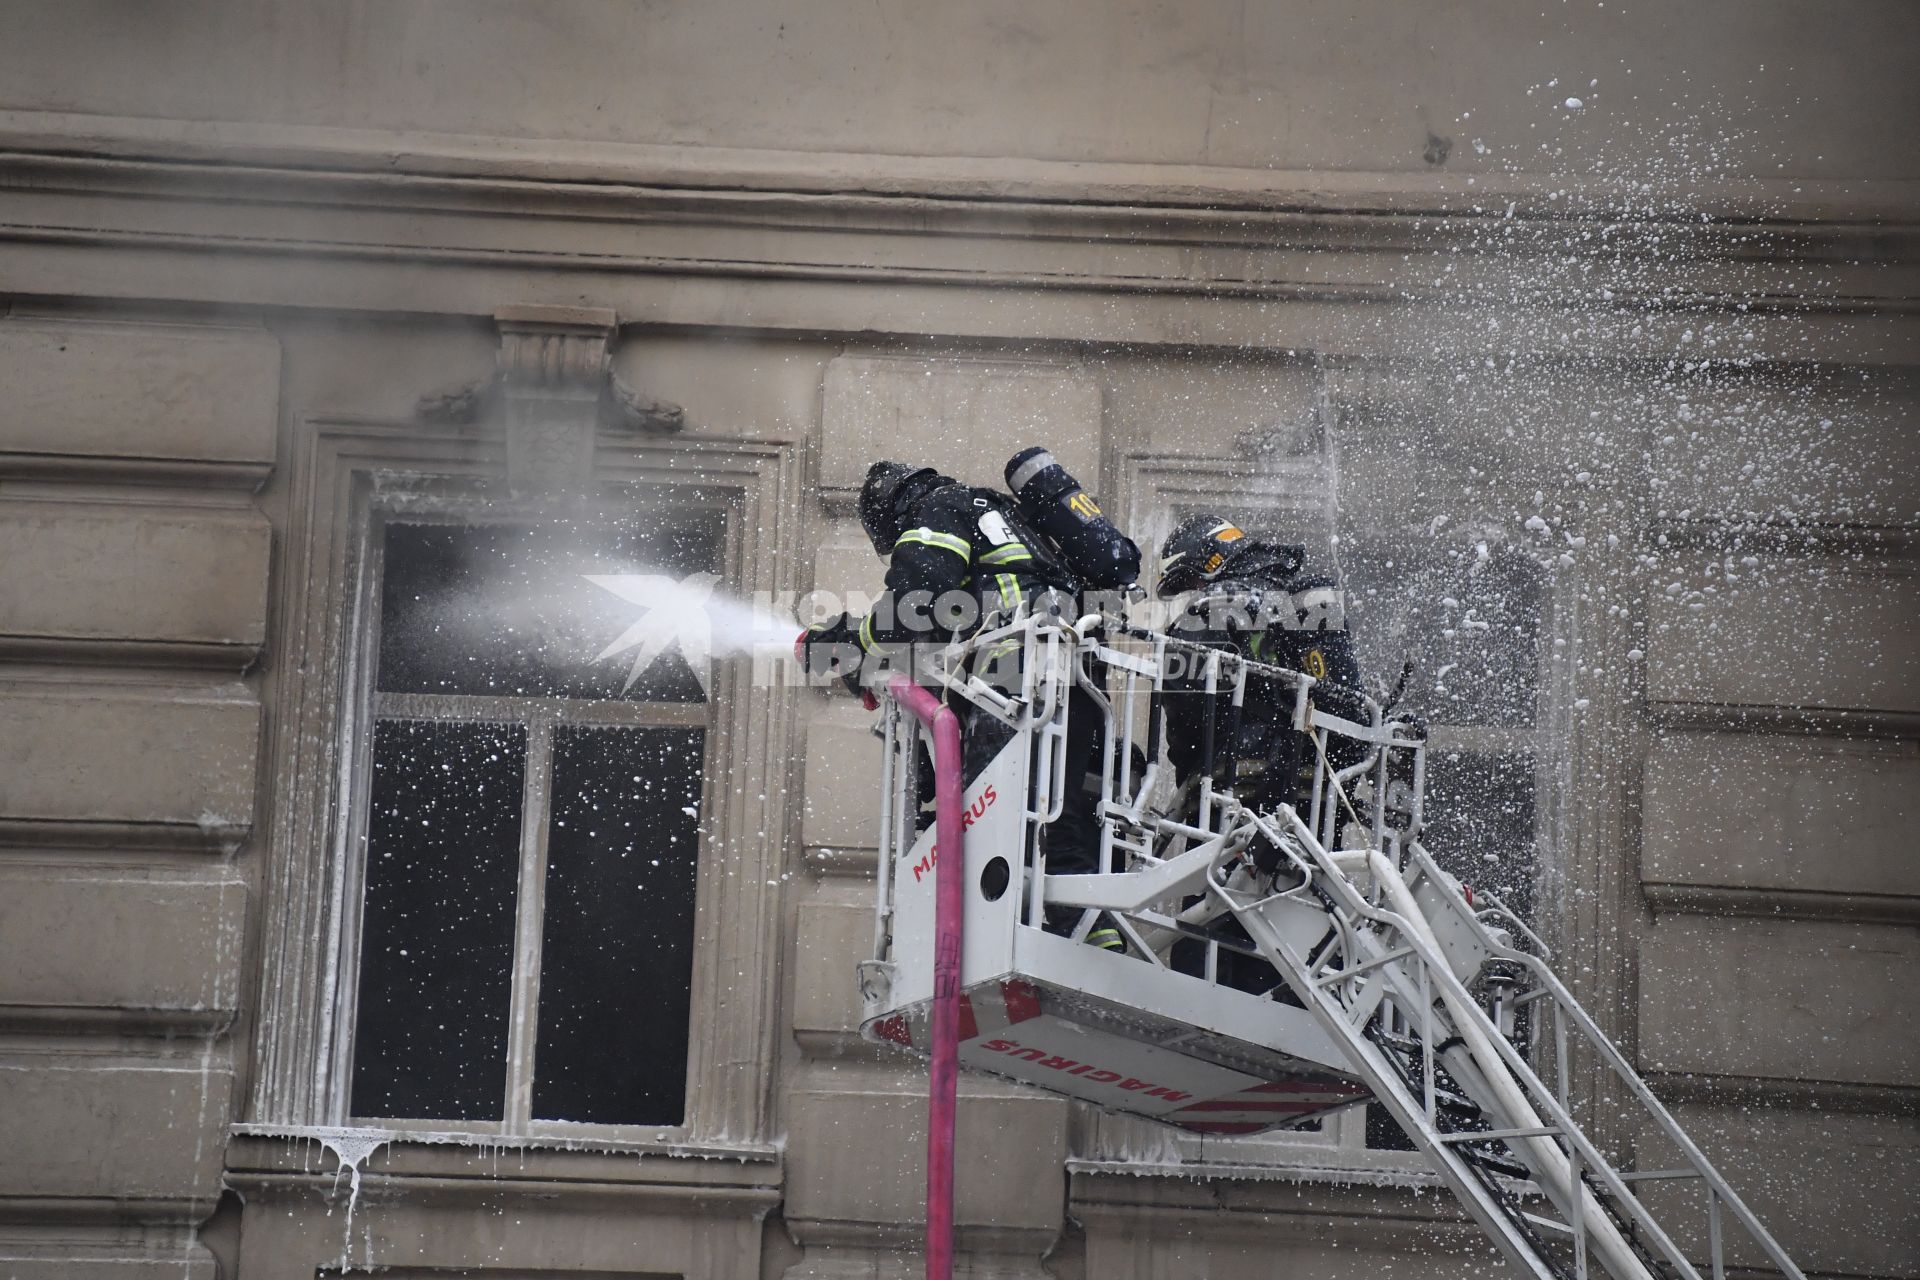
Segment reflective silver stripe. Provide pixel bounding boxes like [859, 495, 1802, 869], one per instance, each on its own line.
[894, 527, 971, 559]
[1007, 449, 1055, 493]
[980, 543, 1033, 565]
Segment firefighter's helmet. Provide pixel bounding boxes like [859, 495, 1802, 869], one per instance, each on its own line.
[1155, 513, 1247, 597]
[858, 460, 938, 554]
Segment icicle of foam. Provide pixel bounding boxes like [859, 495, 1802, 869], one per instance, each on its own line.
[311, 1127, 393, 1265]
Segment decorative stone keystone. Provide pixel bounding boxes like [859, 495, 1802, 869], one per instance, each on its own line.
[494, 304, 618, 496]
[415, 307, 686, 480]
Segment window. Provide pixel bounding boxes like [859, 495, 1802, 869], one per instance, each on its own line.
[1082, 453, 1554, 1177]
[343, 508, 723, 1135]
[1338, 539, 1547, 919]
[245, 421, 794, 1164]
[1337, 537, 1549, 1150]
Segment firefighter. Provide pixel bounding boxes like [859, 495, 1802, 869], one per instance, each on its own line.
[1156, 514, 1369, 838]
[796, 460, 1118, 947]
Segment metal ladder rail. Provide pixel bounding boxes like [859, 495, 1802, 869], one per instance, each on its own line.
[1408, 848, 1810, 1280]
[1221, 813, 1699, 1280]
[1288, 702, 1801, 1280]
[1229, 812, 1804, 1280]
[1214, 870, 1583, 1280]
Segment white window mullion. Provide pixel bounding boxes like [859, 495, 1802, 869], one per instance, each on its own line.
[503, 710, 556, 1134]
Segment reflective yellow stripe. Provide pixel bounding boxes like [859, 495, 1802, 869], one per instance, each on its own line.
[858, 612, 877, 652]
[894, 527, 971, 559]
[980, 543, 1033, 565]
[995, 573, 1022, 604]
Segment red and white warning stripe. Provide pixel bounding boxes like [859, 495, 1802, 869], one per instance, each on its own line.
[1167, 1078, 1371, 1135]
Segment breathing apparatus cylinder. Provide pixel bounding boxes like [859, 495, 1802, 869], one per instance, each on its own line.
[1004, 447, 1142, 590]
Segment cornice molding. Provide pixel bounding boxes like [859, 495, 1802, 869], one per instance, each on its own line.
[3, 110, 1917, 226]
[5, 147, 1912, 291]
[0, 452, 273, 490]
[1647, 701, 1920, 741]
[1066, 1167, 1492, 1246]
[224, 1131, 784, 1186]
[3, 121, 1914, 361]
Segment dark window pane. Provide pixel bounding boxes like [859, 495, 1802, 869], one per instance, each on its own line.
[1420, 750, 1537, 922]
[351, 720, 526, 1121]
[1340, 542, 1545, 728]
[377, 512, 726, 701]
[1366, 1101, 1419, 1151]
[533, 726, 704, 1126]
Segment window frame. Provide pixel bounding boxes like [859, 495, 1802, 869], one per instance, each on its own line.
[245, 417, 798, 1160]
[333, 500, 729, 1140]
[1087, 451, 1565, 1180]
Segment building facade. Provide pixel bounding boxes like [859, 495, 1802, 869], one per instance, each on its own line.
[0, 4, 1914, 1277]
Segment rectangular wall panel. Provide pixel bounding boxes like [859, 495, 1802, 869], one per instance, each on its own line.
[800, 700, 885, 851]
[0, 687, 259, 830]
[0, 502, 271, 654]
[791, 899, 872, 1042]
[1646, 553, 1919, 713]
[1651, 381, 1920, 528]
[785, 1087, 1066, 1231]
[1635, 1104, 1918, 1279]
[820, 355, 1101, 499]
[0, 869, 246, 1019]
[1642, 729, 1920, 902]
[0, 318, 279, 466]
[0, 1050, 232, 1202]
[1638, 915, 1916, 1087]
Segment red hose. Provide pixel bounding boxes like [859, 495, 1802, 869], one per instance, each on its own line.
[887, 674, 964, 1280]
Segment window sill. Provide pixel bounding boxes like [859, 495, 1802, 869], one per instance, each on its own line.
[226, 1123, 782, 1190]
[1066, 1152, 1438, 1190]
[1068, 1162, 1509, 1252]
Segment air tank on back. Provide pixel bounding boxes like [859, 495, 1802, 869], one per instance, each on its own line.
[1004, 447, 1142, 591]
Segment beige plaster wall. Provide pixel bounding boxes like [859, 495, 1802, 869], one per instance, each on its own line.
[0, 0, 1916, 190]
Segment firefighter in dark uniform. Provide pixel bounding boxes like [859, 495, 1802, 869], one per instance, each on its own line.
[1154, 514, 1369, 992]
[1157, 514, 1369, 834]
[797, 460, 1118, 946]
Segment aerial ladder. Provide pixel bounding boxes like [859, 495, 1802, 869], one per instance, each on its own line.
[855, 610, 1806, 1280]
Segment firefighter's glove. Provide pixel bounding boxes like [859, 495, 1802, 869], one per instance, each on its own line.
[794, 613, 870, 700]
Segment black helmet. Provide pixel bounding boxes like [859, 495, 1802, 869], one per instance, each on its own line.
[858, 460, 938, 554]
[1155, 513, 1248, 597]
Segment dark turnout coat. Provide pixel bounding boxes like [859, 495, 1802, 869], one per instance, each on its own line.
[853, 475, 1069, 661]
[1162, 542, 1367, 794]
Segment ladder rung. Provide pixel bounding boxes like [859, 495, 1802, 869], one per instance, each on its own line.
[1310, 944, 1416, 987]
[1520, 1212, 1575, 1239]
[1438, 1125, 1563, 1144]
[1616, 1169, 1705, 1183]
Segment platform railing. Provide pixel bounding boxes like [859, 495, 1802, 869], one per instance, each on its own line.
[868, 608, 1425, 990]
[863, 611, 1806, 1280]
